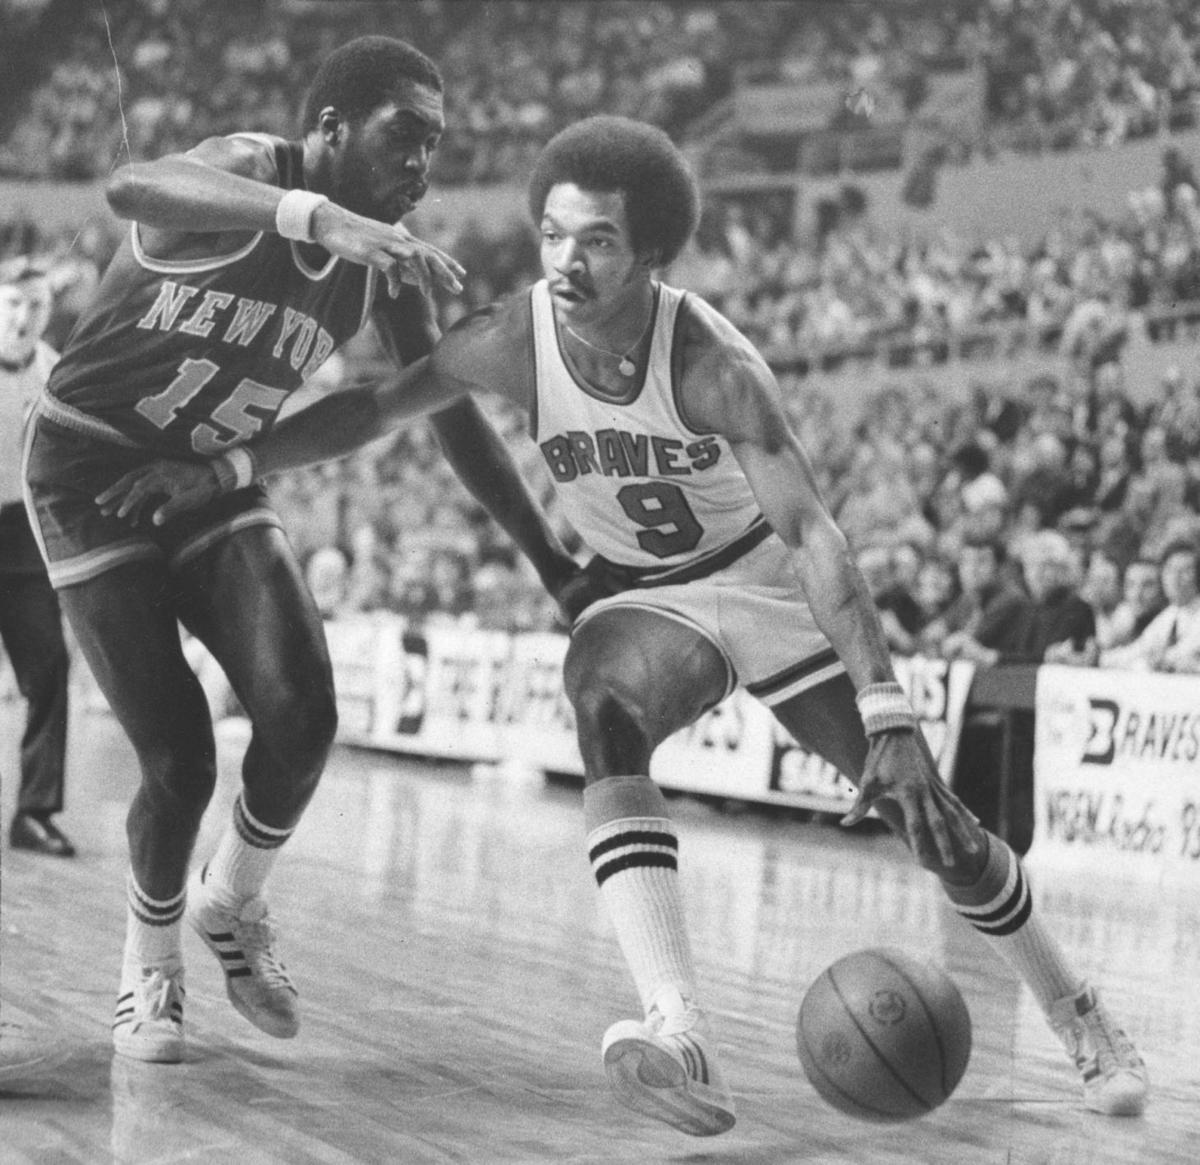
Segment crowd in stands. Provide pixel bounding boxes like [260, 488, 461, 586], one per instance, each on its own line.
[5, 1, 1200, 183]
[4, 3, 1200, 672]
[674, 146, 1200, 362]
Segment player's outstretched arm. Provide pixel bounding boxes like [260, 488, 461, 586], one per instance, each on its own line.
[94, 356, 466, 527]
[681, 305, 980, 868]
[107, 137, 463, 297]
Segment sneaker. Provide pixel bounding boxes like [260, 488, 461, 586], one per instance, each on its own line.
[186, 866, 299, 1038]
[1049, 984, 1148, 1116]
[112, 959, 185, 1063]
[601, 986, 736, 1136]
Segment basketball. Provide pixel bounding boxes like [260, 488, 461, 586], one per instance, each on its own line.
[796, 947, 972, 1123]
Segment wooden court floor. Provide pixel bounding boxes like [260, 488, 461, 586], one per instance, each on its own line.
[2, 702, 1197, 1163]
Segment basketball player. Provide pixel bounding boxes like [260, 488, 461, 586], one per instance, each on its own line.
[98, 117, 1148, 1126]
[24, 37, 583, 1064]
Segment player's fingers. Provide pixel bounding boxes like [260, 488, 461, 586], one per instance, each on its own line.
[840, 791, 871, 828]
[114, 476, 155, 521]
[426, 251, 463, 294]
[152, 491, 195, 526]
[95, 470, 143, 509]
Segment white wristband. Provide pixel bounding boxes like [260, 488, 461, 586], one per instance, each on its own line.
[275, 188, 328, 242]
[215, 445, 256, 493]
[856, 681, 917, 736]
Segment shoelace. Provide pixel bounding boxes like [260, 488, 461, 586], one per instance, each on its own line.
[236, 917, 294, 991]
[655, 1008, 701, 1040]
[134, 971, 178, 1027]
[1082, 1006, 1138, 1069]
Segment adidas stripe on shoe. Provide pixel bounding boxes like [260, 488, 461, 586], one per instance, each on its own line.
[112, 960, 185, 1063]
[186, 866, 299, 1038]
[601, 987, 736, 1136]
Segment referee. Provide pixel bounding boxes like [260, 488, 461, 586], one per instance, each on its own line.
[1, 257, 73, 857]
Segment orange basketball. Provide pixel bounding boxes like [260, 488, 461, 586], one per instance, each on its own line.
[796, 947, 972, 1123]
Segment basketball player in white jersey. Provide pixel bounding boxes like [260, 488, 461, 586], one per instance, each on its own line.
[99, 117, 1148, 1131]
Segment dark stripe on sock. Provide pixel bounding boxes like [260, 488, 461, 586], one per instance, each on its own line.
[589, 830, 678, 864]
[130, 903, 185, 927]
[593, 851, 678, 886]
[234, 798, 291, 850]
[970, 887, 1033, 936]
[958, 866, 1027, 926]
[128, 890, 185, 919]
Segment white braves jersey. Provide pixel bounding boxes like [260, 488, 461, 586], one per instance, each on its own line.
[530, 279, 765, 573]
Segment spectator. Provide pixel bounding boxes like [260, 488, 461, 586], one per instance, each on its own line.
[924, 533, 1026, 658]
[945, 531, 1094, 666]
[1100, 540, 1200, 673]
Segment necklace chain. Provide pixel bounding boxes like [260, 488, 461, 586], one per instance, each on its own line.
[563, 310, 653, 377]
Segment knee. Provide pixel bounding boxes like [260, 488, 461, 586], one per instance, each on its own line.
[254, 673, 338, 770]
[134, 742, 218, 823]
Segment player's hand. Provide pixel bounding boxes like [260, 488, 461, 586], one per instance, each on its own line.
[311, 204, 465, 298]
[96, 459, 222, 527]
[549, 569, 604, 626]
[840, 730, 982, 869]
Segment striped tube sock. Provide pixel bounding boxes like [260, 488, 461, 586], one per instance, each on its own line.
[584, 775, 697, 1015]
[202, 794, 293, 910]
[124, 871, 185, 966]
[942, 834, 1083, 1013]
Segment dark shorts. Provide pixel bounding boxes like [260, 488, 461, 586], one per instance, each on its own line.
[23, 412, 281, 590]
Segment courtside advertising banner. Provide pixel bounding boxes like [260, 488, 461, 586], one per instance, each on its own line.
[346, 619, 974, 816]
[1032, 665, 1200, 882]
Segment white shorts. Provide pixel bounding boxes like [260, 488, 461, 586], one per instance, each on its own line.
[574, 532, 844, 706]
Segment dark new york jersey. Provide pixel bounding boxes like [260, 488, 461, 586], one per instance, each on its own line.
[44, 134, 377, 457]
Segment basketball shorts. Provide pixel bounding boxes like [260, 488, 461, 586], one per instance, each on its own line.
[22, 410, 282, 590]
[574, 531, 844, 707]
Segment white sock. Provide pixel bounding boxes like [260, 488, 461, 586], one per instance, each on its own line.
[123, 870, 184, 967]
[943, 835, 1083, 1013]
[584, 776, 697, 1015]
[201, 794, 293, 910]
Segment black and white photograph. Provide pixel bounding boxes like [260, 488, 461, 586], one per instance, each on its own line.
[1, 2, 1197, 1161]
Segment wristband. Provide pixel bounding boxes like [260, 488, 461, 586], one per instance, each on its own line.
[213, 445, 257, 493]
[856, 681, 917, 736]
[275, 188, 329, 242]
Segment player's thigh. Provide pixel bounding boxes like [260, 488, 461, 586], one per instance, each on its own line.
[175, 525, 334, 719]
[564, 605, 729, 745]
[57, 560, 212, 754]
[769, 672, 869, 782]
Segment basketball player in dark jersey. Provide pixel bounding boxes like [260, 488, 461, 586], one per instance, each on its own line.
[24, 37, 583, 1064]
[97, 118, 1148, 1126]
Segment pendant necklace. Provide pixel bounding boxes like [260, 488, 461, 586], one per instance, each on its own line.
[563, 310, 653, 377]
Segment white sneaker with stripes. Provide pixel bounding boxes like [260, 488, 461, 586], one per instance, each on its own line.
[601, 986, 736, 1136]
[186, 866, 299, 1038]
[112, 959, 185, 1063]
[1049, 984, 1148, 1116]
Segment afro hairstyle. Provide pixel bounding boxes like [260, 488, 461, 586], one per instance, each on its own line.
[302, 36, 442, 132]
[528, 116, 700, 267]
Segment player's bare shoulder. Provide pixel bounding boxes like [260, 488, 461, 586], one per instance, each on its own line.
[674, 290, 780, 442]
[431, 289, 535, 408]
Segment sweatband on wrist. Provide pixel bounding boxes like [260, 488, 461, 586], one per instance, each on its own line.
[214, 445, 256, 493]
[856, 681, 918, 736]
[275, 189, 328, 242]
